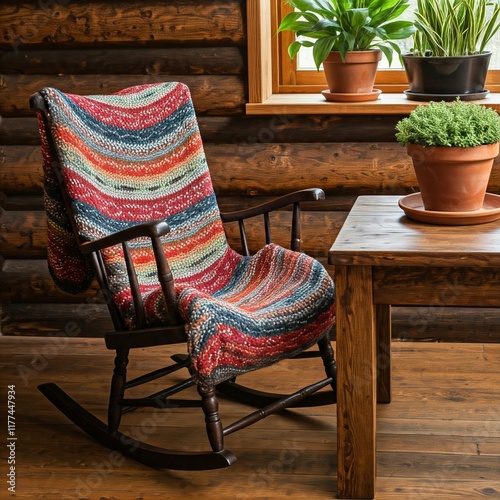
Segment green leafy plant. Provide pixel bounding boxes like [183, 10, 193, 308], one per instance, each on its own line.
[395, 99, 500, 147]
[277, 0, 416, 69]
[410, 0, 500, 56]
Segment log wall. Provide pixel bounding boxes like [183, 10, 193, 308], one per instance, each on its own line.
[1, 0, 499, 341]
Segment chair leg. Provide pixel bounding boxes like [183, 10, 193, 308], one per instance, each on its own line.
[197, 383, 224, 452]
[108, 348, 129, 433]
[318, 331, 337, 401]
[216, 331, 337, 408]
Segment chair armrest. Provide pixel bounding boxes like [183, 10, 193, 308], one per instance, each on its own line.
[80, 220, 171, 255]
[220, 188, 325, 254]
[220, 188, 325, 223]
[81, 219, 178, 329]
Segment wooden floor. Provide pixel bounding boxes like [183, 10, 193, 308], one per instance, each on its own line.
[1, 336, 499, 499]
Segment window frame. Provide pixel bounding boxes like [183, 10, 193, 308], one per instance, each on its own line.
[246, 0, 500, 114]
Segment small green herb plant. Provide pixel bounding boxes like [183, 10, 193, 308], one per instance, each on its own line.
[395, 99, 500, 147]
[410, 0, 500, 57]
[277, 0, 416, 69]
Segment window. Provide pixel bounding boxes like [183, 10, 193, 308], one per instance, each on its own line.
[246, 0, 500, 112]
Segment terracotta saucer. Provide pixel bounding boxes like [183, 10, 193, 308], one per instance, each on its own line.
[321, 89, 381, 102]
[398, 192, 500, 225]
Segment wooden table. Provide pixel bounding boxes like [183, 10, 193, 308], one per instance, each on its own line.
[328, 195, 500, 499]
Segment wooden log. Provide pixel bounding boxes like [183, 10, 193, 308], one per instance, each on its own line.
[0, 145, 42, 194]
[3, 302, 500, 342]
[200, 114, 407, 143]
[0, 118, 39, 145]
[209, 144, 500, 195]
[0, 303, 113, 337]
[0, 208, 48, 258]
[391, 306, 500, 343]
[207, 142, 419, 195]
[1, 142, 419, 196]
[0, 209, 50, 258]
[4, 141, 500, 197]
[0, 115, 406, 146]
[2, 141, 416, 198]
[0, 47, 245, 75]
[0, 75, 246, 117]
[0, 141, 422, 197]
[0, 0, 245, 49]
[0, 195, 43, 211]
[0, 259, 99, 303]
[0, 208, 344, 259]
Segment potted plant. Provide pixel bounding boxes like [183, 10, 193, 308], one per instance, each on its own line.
[395, 99, 500, 218]
[277, 0, 416, 102]
[402, 0, 500, 100]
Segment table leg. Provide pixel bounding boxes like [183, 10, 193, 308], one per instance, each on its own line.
[335, 265, 376, 499]
[376, 304, 391, 404]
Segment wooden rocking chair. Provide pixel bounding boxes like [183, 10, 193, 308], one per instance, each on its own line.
[30, 82, 337, 470]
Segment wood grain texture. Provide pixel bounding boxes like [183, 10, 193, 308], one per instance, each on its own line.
[246, 91, 500, 115]
[374, 267, 500, 307]
[0, 208, 47, 258]
[207, 142, 420, 195]
[4, 142, 500, 196]
[0, 47, 245, 75]
[0, 194, 352, 212]
[0, 115, 408, 145]
[1, 142, 421, 195]
[376, 304, 391, 404]
[0, 259, 101, 302]
[329, 196, 500, 267]
[3, 335, 497, 498]
[0, 118, 39, 145]
[334, 264, 376, 499]
[246, 0, 272, 103]
[0, 75, 246, 117]
[0, 146, 42, 194]
[1, 0, 245, 48]
[0, 303, 114, 337]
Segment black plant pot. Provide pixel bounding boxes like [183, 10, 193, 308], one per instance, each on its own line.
[402, 52, 491, 101]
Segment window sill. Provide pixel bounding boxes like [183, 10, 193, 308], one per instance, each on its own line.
[246, 92, 500, 115]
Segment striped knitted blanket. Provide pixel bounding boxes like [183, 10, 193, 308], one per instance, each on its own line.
[38, 82, 336, 385]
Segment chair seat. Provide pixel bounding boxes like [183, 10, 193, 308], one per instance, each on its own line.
[144, 244, 335, 384]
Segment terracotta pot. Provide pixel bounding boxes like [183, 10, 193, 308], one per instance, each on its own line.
[323, 50, 382, 94]
[406, 142, 499, 212]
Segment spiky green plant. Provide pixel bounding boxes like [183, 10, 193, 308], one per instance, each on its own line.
[411, 0, 500, 56]
[395, 99, 500, 147]
[277, 0, 416, 69]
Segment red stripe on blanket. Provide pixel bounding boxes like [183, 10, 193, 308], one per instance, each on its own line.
[65, 170, 215, 220]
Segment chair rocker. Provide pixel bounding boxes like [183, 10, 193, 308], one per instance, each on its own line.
[30, 82, 337, 471]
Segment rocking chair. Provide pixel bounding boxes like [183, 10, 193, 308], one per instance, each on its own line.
[30, 82, 337, 470]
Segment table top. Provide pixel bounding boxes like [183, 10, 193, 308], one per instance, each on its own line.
[328, 195, 500, 267]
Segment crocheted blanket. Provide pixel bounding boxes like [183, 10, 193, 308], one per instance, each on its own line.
[37, 82, 336, 385]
